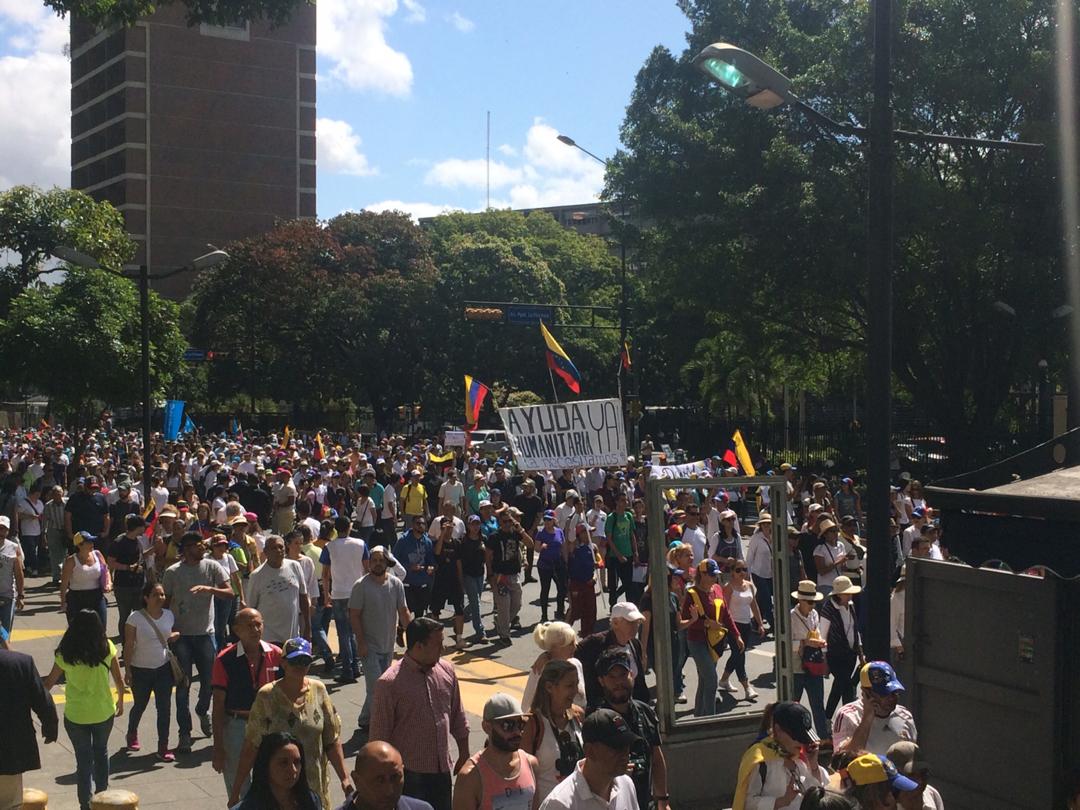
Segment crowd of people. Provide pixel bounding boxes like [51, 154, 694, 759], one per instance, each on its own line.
[0, 424, 982, 809]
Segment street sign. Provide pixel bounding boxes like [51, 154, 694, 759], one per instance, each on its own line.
[506, 304, 555, 326]
[182, 347, 205, 362]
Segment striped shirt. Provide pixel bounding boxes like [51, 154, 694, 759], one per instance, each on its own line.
[369, 654, 469, 774]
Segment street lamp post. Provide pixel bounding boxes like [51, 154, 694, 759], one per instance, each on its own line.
[693, 27, 1044, 659]
[52, 246, 229, 504]
[556, 134, 631, 417]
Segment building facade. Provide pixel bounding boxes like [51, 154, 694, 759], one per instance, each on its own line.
[70, 5, 316, 297]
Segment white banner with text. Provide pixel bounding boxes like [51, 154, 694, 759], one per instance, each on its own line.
[498, 398, 627, 471]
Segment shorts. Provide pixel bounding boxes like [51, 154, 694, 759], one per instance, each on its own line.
[429, 586, 465, 617]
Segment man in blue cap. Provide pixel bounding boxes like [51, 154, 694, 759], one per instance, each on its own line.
[834, 661, 918, 756]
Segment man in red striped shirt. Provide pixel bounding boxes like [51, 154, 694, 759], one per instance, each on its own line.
[369, 617, 470, 810]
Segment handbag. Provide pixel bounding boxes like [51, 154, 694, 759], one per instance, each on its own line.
[690, 587, 728, 661]
[796, 612, 828, 676]
[141, 609, 188, 688]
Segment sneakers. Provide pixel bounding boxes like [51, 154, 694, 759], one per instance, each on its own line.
[126, 732, 140, 752]
[718, 675, 735, 692]
[675, 692, 688, 704]
[744, 684, 759, 701]
[471, 632, 486, 645]
[157, 746, 175, 763]
[177, 733, 193, 753]
[198, 712, 212, 738]
[335, 672, 358, 685]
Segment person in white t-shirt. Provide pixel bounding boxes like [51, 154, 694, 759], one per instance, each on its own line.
[245, 535, 309, 645]
[123, 581, 177, 759]
[319, 530, 369, 684]
[813, 519, 849, 597]
[438, 469, 465, 516]
[833, 661, 917, 757]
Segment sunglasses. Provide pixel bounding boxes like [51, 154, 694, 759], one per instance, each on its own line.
[495, 718, 527, 733]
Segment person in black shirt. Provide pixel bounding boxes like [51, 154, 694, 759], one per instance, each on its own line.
[65, 477, 110, 541]
[460, 516, 488, 644]
[484, 507, 534, 646]
[428, 515, 465, 649]
[108, 514, 150, 644]
[590, 648, 669, 810]
[512, 480, 543, 584]
[107, 481, 141, 540]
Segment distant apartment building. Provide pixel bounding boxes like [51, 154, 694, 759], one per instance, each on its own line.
[70, 5, 316, 297]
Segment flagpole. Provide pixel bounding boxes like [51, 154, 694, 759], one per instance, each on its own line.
[548, 367, 560, 403]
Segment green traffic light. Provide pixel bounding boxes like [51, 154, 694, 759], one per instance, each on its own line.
[701, 57, 749, 89]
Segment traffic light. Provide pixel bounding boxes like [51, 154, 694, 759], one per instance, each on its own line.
[464, 306, 505, 322]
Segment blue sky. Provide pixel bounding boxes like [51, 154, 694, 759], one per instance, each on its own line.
[0, 0, 692, 220]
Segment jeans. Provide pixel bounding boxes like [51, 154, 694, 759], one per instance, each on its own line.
[333, 599, 359, 677]
[751, 574, 775, 628]
[492, 575, 521, 639]
[463, 574, 485, 636]
[67, 588, 107, 629]
[173, 634, 216, 735]
[20, 535, 40, 574]
[403, 770, 452, 810]
[312, 596, 333, 660]
[221, 714, 249, 796]
[672, 631, 687, 695]
[793, 673, 830, 740]
[359, 649, 393, 727]
[722, 624, 749, 683]
[47, 531, 68, 583]
[687, 639, 718, 717]
[128, 662, 173, 747]
[114, 585, 143, 642]
[537, 562, 566, 620]
[0, 597, 13, 635]
[825, 652, 858, 718]
[65, 716, 113, 809]
[213, 595, 237, 650]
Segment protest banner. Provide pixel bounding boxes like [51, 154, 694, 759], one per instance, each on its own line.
[444, 430, 468, 447]
[498, 398, 626, 471]
[649, 460, 710, 480]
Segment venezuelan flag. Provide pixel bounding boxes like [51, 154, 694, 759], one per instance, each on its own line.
[313, 431, 326, 461]
[540, 322, 581, 394]
[464, 375, 490, 430]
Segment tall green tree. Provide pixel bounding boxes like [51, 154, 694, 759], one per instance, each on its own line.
[42, 0, 310, 27]
[0, 267, 184, 420]
[0, 185, 135, 315]
[611, 0, 1060, 459]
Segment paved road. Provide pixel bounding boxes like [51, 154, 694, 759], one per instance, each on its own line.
[13, 569, 782, 809]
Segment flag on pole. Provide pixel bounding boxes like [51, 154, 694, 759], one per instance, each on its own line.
[722, 429, 757, 476]
[540, 322, 582, 394]
[464, 375, 490, 430]
[281, 425, 292, 449]
[620, 341, 632, 371]
[313, 431, 326, 461]
[182, 414, 197, 435]
[428, 449, 455, 465]
[228, 417, 243, 438]
[39, 418, 50, 430]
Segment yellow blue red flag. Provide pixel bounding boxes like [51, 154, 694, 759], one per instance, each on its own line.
[540, 322, 581, 394]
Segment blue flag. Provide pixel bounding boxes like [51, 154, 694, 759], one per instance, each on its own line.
[163, 400, 185, 441]
[182, 414, 197, 435]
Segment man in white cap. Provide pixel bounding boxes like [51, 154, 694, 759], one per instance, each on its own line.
[452, 693, 537, 810]
[576, 602, 649, 709]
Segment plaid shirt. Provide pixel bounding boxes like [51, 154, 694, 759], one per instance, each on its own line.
[369, 653, 469, 774]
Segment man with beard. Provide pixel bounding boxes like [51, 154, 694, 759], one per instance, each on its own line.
[539, 709, 640, 810]
[452, 693, 538, 810]
[590, 649, 668, 810]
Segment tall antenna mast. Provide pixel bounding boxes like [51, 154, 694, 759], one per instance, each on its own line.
[486, 110, 491, 210]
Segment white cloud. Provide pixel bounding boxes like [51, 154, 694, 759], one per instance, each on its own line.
[318, 0, 413, 96]
[363, 199, 465, 221]
[447, 11, 475, 32]
[0, 6, 69, 190]
[425, 158, 523, 190]
[426, 117, 606, 210]
[402, 0, 426, 23]
[317, 117, 378, 176]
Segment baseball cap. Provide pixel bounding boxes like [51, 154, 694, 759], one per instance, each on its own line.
[282, 638, 313, 662]
[582, 708, 640, 748]
[772, 700, 818, 745]
[0, 516, 8, 529]
[73, 531, 96, 546]
[886, 741, 931, 777]
[543, 510, 556, 520]
[860, 661, 905, 695]
[478, 499, 492, 508]
[912, 506, 926, 518]
[844, 753, 919, 792]
[483, 693, 527, 721]
[610, 602, 645, 622]
[596, 648, 633, 676]
[467, 514, 482, 524]
[697, 558, 722, 578]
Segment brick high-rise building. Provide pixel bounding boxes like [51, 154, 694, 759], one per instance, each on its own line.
[70, 6, 316, 297]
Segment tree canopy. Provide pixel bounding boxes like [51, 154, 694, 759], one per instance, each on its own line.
[42, 0, 309, 27]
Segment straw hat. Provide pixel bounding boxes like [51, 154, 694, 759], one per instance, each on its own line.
[791, 579, 824, 601]
[831, 575, 862, 596]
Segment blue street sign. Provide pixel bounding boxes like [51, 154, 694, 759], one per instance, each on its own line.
[506, 304, 555, 326]
[182, 347, 206, 362]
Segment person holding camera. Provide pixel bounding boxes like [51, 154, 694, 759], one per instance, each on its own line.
[484, 507, 534, 646]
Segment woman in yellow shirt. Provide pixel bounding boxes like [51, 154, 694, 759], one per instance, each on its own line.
[44, 609, 125, 810]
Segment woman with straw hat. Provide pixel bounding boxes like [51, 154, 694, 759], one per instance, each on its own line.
[820, 575, 865, 719]
[791, 579, 831, 745]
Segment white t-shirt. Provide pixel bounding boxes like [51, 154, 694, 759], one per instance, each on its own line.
[247, 559, 307, 643]
[212, 552, 239, 581]
[352, 498, 377, 528]
[126, 609, 175, 669]
[152, 486, 169, 512]
[0, 540, 24, 598]
[438, 480, 464, 509]
[727, 581, 757, 624]
[790, 606, 821, 673]
[538, 765, 638, 810]
[294, 553, 318, 600]
[586, 508, 607, 539]
[380, 485, 397, 520]
[323, 537, 369, 600]
[832, 700, 918, 756]
[16, 496, 44, 536]
[681, 525, 707, 565]
[813, 541, 847, 589]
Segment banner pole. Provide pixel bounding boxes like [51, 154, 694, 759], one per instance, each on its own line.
[548, 368, 560, 403]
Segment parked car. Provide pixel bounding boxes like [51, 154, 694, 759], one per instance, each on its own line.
[469, 429, 509, 456]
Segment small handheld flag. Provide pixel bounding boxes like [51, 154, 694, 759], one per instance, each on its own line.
[464, 375, 490, 430]
[540, 322, 582, 395]
[722, 430, 757, 476]
[313, 432, 326, 461]
[182, 414, 197, 435]
[620, 341, 632, 371]
[281, 425, 292, 449]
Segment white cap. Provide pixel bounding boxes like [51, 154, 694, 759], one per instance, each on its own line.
[0, 516, 9, 529]
[610, 602, 645, 623]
